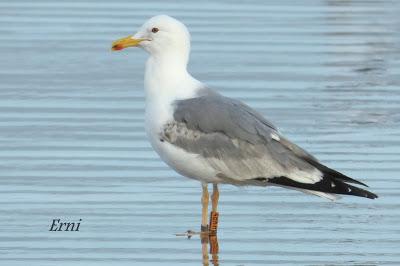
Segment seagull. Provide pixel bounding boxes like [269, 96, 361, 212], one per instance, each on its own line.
[111, 15, 378, 235]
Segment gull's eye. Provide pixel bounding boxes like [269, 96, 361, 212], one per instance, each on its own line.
[151, 27, 159, 33]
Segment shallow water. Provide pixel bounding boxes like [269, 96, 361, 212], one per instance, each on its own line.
[0, 0, 399, 265]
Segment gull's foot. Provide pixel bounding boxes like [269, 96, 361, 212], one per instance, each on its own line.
[175, 230, 199, 239]
[175, 225, 210, 239]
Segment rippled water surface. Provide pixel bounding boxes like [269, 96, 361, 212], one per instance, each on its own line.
[0, 0, 399, 265]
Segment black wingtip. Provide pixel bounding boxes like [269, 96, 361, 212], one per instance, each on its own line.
[304, 158, 369, 187]
[267, 176, 378, 200]
[347, 178, 369, 188]
[365, 191, 378, 200]
[343, 178, 369, 188]
[337, 181, 378, 199]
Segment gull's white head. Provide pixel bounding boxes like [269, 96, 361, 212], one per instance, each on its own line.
[112, 15, 190, 62]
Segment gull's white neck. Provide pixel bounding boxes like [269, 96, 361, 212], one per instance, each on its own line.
[144, 50, 202, 136]
[144, 52, 200, 104]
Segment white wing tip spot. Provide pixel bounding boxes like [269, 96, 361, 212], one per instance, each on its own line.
[331, 182, 336, 188]
[232, 139, 240, 148]
[271, 133, 280, 141]
[348, 188, 352, 192]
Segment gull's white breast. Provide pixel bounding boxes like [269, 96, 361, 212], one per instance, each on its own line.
[145, 97, 219, 184]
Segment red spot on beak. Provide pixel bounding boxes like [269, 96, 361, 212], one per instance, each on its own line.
[112, 44, 124, 51]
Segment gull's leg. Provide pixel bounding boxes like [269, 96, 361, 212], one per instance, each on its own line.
[201, 233, 220, 266]
[209, 234, 219, 265]
[209, 184, 219, 235]
[201, 238, 210, 266]
[174, 183, 209, 238]
[201, 183, 209, 233]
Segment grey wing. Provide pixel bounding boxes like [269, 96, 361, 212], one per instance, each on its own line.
[163, 93, 322, 184]
[162, 92, 378, 200]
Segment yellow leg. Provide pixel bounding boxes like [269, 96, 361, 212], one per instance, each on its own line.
[201, 232, 219, 266]
[201, 239, 210, 266]
[201, 183, 209, 232]
[209, 234, 219, 265]
[211, 184, 219, 212]
[209, 184, 219, 235]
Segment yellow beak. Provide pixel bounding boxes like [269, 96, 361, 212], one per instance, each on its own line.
[111, 35, 146, 51]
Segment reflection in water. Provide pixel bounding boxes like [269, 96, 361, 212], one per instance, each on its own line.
[201, 234, 219, 266]
[323, 0, 395, 126]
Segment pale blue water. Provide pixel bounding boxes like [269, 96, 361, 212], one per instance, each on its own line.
[0, 0, 399, 265]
